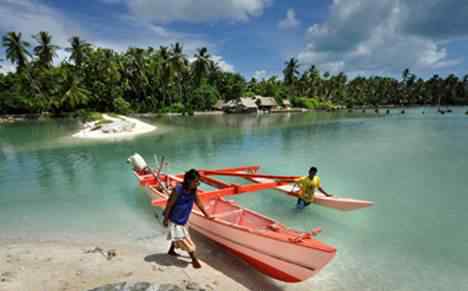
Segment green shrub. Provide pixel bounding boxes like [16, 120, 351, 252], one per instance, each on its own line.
[169, 102, 186, 113]
[291, 96, 318, 109]
[290, 96, 304, 108]
[189, 83, 219, 111]
[290, 96, 338, 110]
[244, 91, 255, 97]
[316, 99, 337, 110]
[112, 97, 131, 114]
[76, 110, 103, 122]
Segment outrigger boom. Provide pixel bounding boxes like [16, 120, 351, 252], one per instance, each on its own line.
[129, 154, 373, 282]
[139, 165, 373, 211]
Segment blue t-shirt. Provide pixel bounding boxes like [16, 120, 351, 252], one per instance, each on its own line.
[169, 183, 196, 225]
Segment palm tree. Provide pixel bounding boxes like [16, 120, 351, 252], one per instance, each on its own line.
[304, 65, 320, 97]
[192, 47, 211, 86]
[33, 31, 59, 68]
[428, 74, 442, 110]
[66, 36, 92, 67]
[208, 60, 222, 83]
[463, 75, 468, 102]
[402, 68, 410, 83]
[282, 58, 300, 86]
[158, 46, 173, 105]
[2, 32, 31, 72]
[123, 47, 149, 103]
[443, 74, 458, 110]
[61, 77, 91, 111]
[169, 42, 186, 72]
[169, 42, 188, 100]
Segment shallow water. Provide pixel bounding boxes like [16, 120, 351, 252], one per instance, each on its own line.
[1, 108, 467, 290]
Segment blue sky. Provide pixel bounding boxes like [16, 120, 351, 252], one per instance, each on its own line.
[1, 0, 468, 79]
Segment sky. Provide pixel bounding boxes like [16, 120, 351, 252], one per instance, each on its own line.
[1, 0, 468, 80]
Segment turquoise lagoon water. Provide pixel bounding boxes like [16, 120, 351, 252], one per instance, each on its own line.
[1, 108, 467, 290]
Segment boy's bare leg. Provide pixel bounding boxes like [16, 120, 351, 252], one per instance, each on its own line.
[189, 252, 202, 268]
[168, 242, 178, 256]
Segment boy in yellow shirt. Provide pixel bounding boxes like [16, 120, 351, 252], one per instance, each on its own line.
[295, 167, 332, 209]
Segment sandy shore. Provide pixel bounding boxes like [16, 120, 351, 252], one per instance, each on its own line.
[72, 114, 156, 139]
[0, 232, 323, 291]
[0, 239, 242, 291]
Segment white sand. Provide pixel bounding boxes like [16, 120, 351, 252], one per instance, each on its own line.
[0, 234, 324, 291]
[72, 114, 156, 139]
[0, 240, 244, 291]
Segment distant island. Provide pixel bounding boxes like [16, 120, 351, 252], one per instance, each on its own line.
[1, 31, 468, 118]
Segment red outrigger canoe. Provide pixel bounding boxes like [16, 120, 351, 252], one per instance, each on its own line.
[132, 164, 369, 282]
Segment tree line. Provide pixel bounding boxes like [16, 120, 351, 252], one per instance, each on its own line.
[1, 31, 467, 115]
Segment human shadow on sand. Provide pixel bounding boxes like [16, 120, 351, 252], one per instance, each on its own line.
[141, 232, 285, 290]
[187, 231, 288, 291]
[144, 253, 190, 268]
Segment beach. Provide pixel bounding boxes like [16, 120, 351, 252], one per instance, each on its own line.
[0, 238, 246, 291]
[72, 114, 156, 139]
[0, 231, 319, 291]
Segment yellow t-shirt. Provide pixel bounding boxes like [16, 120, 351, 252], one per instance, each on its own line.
[296, 176, 321, 202]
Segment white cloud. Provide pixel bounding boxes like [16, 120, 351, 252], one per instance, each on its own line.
[278, 9, 300, 30]
[93, 20, 212, 57]
[402, 0, 468, 40]
[188, 54, 235, 73]
[212, 55, 235, 72]
[0, 62, 16, 74]
[53, 49, 71, 66]
[0, 0, 228, 67]
[123, 0, 271, 23]
[0, 0, 82, 68]
[253, 70, 268, 80]
[0, 0, 81, 47]
[298, 0, 464, 76]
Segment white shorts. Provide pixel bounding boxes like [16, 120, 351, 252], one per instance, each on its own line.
[166, 222, 191, 241]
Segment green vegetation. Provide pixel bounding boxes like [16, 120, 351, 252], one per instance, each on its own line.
[76, 111, 102, 122]
[1, 32, 468, 116]
[291, 96, 338, 110]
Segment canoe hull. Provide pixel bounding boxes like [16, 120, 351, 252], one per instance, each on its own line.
[141, 183, 335, 283]
[189, 213, 334, 282]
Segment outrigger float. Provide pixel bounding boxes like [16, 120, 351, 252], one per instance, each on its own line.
[128, 154, 373, 283]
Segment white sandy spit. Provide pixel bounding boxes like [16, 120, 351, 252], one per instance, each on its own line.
[72, 114, 156, 139]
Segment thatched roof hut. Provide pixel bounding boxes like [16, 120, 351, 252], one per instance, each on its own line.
[224, 97, 258, 113]
[254, 96, 278, 111]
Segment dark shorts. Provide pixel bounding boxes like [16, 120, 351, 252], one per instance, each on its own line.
[296, 198, 311, 209]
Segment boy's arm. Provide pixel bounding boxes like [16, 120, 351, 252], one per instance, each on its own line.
[195, 194, 213, 219]
[318, 186, 332, 197]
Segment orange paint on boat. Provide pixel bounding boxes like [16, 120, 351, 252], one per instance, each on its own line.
[131, 165, 342, 282]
